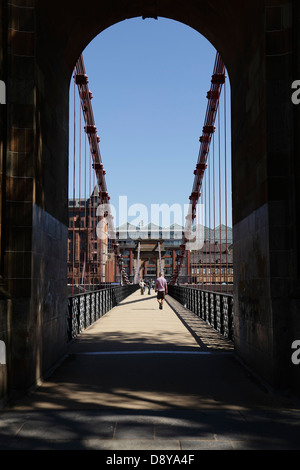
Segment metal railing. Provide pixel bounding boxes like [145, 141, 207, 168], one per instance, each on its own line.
[67, 284, 139, 341]
[168, 285, 234, 341]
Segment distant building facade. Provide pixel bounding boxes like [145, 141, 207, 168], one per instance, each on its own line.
[67, 188, 115, 292]
[67, 191, 233, 290]
[189, 240, 233, 290]
[115, 222, 184, 283]
[115, 223, 233, 287]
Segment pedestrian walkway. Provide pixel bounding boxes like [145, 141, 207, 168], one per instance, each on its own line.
[1, 290, 300, 450]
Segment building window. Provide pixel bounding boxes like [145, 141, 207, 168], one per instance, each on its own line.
[147, 268, 156, 275]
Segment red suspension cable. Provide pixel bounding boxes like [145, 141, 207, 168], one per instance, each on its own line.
[170, 52, 226, 285]
[73, 54, 130, 286]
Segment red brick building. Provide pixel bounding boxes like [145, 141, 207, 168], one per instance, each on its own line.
[67, 188, 115, 292]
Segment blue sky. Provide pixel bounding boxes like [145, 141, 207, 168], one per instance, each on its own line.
[69, 17, 231, 228]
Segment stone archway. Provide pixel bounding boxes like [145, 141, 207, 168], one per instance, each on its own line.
[1, 0, 300, 399]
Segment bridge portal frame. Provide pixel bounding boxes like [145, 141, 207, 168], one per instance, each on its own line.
[0, 0, 300, 402]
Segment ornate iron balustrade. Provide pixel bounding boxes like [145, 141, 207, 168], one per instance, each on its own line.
[168, 285, 234, 341]
[67, 285, 139, 341]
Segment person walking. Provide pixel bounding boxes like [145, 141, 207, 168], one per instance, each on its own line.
[139, 279, 145, 295]
[155, 272, 167, 309]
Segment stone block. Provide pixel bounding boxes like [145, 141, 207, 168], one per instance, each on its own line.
[9, 3, 35, 32]
[10, 30, 35, 57]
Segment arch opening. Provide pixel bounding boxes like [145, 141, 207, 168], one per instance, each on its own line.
[67, 17, 232, 294]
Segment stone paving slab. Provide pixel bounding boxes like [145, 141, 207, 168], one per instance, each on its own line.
[1, 408, 300, 450]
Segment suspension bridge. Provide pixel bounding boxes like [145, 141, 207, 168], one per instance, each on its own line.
[66, 51, 234, 341]
[1, 1, 300, 450]
[69, 52, 231, 291]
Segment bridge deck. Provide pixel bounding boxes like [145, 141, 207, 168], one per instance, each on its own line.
[2, 290, 300, 450]
[11, 290, 291, 412]
[68, 289, 233, 355]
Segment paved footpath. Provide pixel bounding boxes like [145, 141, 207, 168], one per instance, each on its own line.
[1, 290, 300, 450]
